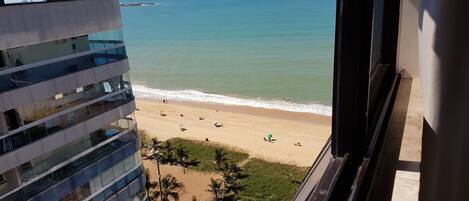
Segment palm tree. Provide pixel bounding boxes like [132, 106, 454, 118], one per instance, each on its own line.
[223, 173, 243, 196]
[161, 141, 175, 164]
[176, 146, 200, 174]
[214, 148, 227, 170]
[142, 137, 163, 160]
[221, 162, 244, 196]
[156, 174, 184, 201]
[207, 178, 224, 201]
[222, 162, 242, 179]
[176, 147, 189, 174]
[144, 169, 159, 201]
[143, 137, 166, 200]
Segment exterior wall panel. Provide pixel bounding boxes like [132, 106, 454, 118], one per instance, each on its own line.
[0, 0, 122, 50]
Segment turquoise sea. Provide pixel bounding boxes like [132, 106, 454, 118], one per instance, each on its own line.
[120, 0, 336, 115]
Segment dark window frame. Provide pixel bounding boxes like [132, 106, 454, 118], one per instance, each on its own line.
[294, 0, 401, 200]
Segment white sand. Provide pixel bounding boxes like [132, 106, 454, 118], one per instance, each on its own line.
[135, 98, 331, 166]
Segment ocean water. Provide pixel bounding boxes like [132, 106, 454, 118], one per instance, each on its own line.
[120, 0, 336, 115]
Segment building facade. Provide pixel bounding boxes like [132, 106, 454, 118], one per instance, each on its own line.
[0, 0, 146, 200]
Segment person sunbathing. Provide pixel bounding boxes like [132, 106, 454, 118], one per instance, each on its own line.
[160, 111, 167, 116]
[214, 122, 224, 127]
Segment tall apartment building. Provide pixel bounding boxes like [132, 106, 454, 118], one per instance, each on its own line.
[0, 0, 146, 200]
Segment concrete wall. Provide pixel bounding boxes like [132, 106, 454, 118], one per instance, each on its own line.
[419, 1, 469, 200]
[0, 58, 130, 112]
[0, 0, 122, 50]
[397, 0, 420, 78]
[0, 100, 136, 174]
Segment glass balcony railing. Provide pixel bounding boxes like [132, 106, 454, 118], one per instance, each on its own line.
[0, 90, 134, 156]
[58, 152, 143, 201]
[0, 46, 127, 94]
[14, 75, 131, 132]
[89, 166, 145, 201]
[0, 130, 139, 201]
[19, 118, 135, 182]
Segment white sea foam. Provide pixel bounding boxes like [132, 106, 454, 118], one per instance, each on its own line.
[132, 85, 332, 116]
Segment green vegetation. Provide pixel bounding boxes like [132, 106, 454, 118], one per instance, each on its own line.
[167, 138, 249, 172]
[140, 134, 308, 201]
[238, 159, 308, 201]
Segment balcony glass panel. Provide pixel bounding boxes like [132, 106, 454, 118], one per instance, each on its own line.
[89, 166, 145, 201]
[88, 29, 125, 50]
[0, 130, 138, 201]
[0, 46, 127, 94]
[59, 152, 141, 201]
[1, 29, 124, 68]
[0, 90, 134, 155]
[59, 153, 142, 201]
[19, 118, 135, 182]
[12, 74, 132, 131]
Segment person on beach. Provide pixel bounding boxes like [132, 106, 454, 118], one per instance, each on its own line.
[214, 122, 223, 127]
[267, 133, 273, 142]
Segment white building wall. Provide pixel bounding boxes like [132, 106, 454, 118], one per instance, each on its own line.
[397, 0, 420, 78]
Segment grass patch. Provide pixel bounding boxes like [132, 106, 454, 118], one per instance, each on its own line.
[238, 159, 309, 201]
[168, 138, 249, 172]
[146, 137, 308, 200]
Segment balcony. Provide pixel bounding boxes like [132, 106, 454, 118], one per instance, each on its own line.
[0, 46, 127, 94]
[0, 129, 140, 201]
[88, 166, 146, 201]
[0, 94, 135, 174]
[19, 118, 136, 183]
[0, 89, 134, 156]
[0, 29, 129, 111]
[10, 75, 132, 132]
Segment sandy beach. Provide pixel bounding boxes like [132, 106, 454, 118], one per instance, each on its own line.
[135, 98, 331, 166]
[143, 160, 221, 201]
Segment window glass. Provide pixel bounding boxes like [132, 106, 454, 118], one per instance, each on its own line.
[100, 166, 115, 186]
